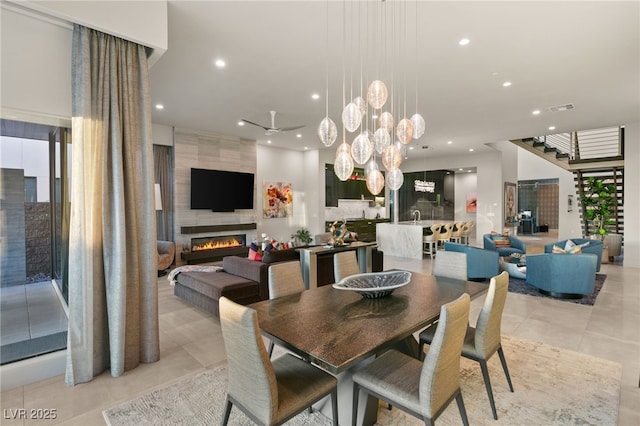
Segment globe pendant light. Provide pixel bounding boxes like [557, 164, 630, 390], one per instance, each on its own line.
[342, 102, 362, 133]
[364, 156, 378, 177]
[378, 111, 394, 131]
[336, 141, 351, 157]
[386, 167, 404, 190]
[351, 132, 373, 165]
[396, 118, 415, 144]
[318, 117, 338, 147]
[366, 168, 385, 195]
[373, 127, 391, 154]
[410, 113, 425, 139]
[335, 150, 354, 181]
[381, 144, 402, 171]
[353, 96, 368, 118]
[367, 80, 388, 109]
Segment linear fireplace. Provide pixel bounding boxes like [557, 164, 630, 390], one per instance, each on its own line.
[182, 234, 249, 264]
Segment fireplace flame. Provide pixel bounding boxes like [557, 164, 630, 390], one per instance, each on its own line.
[192, 239, 242, 252]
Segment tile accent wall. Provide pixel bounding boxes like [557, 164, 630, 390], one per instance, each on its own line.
[174, 129, 258, 265]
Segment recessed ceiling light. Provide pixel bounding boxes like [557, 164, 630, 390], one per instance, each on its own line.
[502, 81, 512, 87]
[548, 126, 556, 131]
[155, 104, 164, 110]
[467, 170, 472, 173]
[469, 148, 474, 152]
[304, 146, 308, 150]
[311, 93, 320, 100]
[409, 146, 414, 150]
[238, 121, 244, 126]
[459, 168, 463, 171]
[532, 110, 541, 115]
[447, 140, 453, 144]
[215, 59, 226, 68]
[267, 140, 272, 144]
[296, 134, 302, 138]
[459, 38, 470, 46]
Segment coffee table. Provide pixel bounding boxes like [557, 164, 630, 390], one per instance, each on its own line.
[499, 255, 526, 279]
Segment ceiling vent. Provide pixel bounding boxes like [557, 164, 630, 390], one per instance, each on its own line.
[548, 103, 575, 112]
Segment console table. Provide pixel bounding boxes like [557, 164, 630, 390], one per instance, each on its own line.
[296, 242, 377, 289]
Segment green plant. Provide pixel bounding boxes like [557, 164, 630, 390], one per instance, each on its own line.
[579, 176, 617, 239]
[294, 227, 312, 244]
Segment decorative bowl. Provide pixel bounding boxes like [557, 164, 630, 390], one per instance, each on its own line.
[333, 270, 412, 299]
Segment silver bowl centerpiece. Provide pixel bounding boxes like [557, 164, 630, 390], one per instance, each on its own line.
[333, 270, 412, 299]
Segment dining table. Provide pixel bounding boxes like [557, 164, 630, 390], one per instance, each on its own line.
[250, 270, 488, 425]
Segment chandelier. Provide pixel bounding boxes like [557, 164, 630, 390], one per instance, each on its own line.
[318, 0, 425, 195]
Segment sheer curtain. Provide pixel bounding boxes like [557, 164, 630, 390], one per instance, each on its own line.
[66, 25, 159, 385]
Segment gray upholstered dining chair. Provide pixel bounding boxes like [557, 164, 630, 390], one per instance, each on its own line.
[351, 293, 471, 426]
[432, 250, 468, 281]
[419, 271, 513, 420]
[333, 251, 360, 282]
[219, 297, 338, 426]
[267, 261, 305, 357]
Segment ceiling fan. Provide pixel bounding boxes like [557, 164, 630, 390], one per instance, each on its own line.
[241, 110, 305, 136]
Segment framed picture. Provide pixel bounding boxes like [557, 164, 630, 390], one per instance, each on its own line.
[263, 181, 293, 218]
[568, 194, 574, 212]
[504, 182, 517, 220]
[466, 192, 477, 213]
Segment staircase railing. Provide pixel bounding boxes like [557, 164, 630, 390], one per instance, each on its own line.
[535, 126, 623, 162]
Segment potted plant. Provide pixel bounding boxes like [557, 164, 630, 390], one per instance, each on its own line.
[294, 228, 312, 245]
[579, 176, 617, 240]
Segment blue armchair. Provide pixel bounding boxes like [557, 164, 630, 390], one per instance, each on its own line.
[444, 242, 499, 281]
[483, 234, 526, 257]
[544, 238, 604, 272]
[526, 253, 598, 298]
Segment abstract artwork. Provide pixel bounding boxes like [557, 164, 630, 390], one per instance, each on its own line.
[263, 182, 293, 218]
[466, 192, 477, 213]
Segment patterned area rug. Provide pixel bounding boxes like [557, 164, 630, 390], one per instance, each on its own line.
[103, 335, 621, 426]
[508, 274, 606, 305]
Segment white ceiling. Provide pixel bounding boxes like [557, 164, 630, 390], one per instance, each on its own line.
[149, 1, 640, 161]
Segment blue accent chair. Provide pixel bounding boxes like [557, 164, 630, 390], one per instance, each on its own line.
[544, 238, 604, 272]
[483, 234, 526, 257]
[526, 253, 598, 298]
[444, 242, 499, 281]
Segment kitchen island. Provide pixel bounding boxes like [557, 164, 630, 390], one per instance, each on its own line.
[376, 221, 441, 259]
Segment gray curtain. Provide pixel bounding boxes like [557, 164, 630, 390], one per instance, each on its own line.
[153, 144, 174, 241]
[66, 25, 159, 385]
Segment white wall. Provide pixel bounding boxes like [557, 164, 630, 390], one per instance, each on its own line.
[623, 122, 639, 267]
[256, 145, 309, 243]
[517, 149, 584, 240]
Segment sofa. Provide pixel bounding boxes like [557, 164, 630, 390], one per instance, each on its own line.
[544, 238, 604, 272]
[174, 246, 384, 317]
[483, 233, 526, 257]
[444, 242, 499, 281]
[526, 253, 598, 298]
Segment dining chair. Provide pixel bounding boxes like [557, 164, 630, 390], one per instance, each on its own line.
[333, 250, 360, 282]
[432, 250, 468, 281]
[267, 261, 305, 357]
[219, 297, 339, 426]
[351, 293, 471, 426]
[418, 271, 513, 420]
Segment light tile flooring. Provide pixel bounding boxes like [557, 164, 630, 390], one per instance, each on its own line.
[1, 233, 639, 425]
[1, 282, 67, 346]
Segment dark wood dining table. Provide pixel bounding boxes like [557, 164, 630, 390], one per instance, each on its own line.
[249, 271, 488, 425]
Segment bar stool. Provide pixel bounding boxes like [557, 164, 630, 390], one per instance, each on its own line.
[423, 233, 437, 258]
[450, 221, 465, 244]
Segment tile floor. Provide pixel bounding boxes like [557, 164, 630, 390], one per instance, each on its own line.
[1, 233, 639, 425]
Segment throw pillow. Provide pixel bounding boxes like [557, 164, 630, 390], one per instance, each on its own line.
[551, 245, 566, 254]
[564, 239, 577, 251]
[567, 245, 582, 254]
[248, 242, 262, 261]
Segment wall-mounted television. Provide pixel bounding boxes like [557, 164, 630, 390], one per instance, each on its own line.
[190, 168, 255, 212]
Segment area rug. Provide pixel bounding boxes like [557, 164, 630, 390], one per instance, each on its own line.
[508, 274, 606, 305]
[103, 335, 621, 426]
